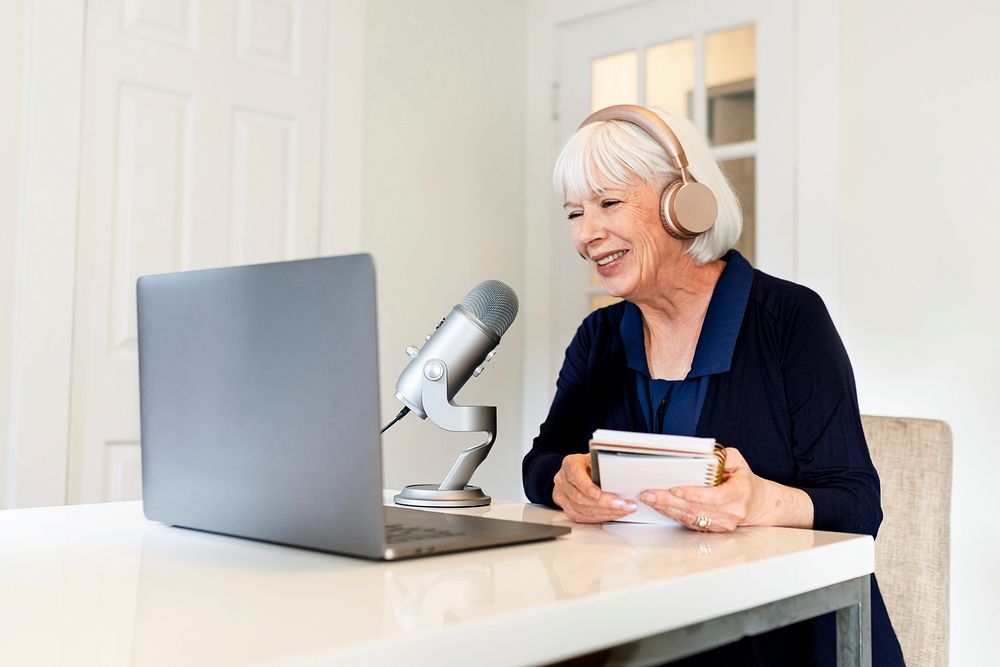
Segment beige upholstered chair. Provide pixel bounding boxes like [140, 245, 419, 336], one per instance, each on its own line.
[862, 415, 952, 667]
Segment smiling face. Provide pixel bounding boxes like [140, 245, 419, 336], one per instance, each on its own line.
[564, 178, 685, 303]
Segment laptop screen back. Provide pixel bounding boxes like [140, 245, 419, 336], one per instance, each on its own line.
[137, 254, 386, 558]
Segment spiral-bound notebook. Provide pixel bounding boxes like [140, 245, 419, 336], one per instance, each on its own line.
[589, 429, 727, 525]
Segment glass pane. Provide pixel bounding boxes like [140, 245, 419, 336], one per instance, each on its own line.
[719, 157, 756, 265]
[645, 38, 695, 119]
[591, 51, 638, 112]
[590, 294, 622, 311]
[705, 25, 756, 144]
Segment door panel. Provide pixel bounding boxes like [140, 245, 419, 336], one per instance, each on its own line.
[68, 0, 329, 503]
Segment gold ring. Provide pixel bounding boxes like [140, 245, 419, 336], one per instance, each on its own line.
[695, 516, 712, 530]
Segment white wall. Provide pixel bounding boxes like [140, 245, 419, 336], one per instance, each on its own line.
[362, 0, 528, 501]
[837, 1, 1000, 664]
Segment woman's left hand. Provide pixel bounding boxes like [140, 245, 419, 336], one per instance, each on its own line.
[639, 447, 765, 532]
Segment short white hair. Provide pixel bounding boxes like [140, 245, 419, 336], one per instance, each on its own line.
[553, 107, 742, 265]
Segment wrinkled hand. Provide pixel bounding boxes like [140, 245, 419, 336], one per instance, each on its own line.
[639, 448, 765, 532]
[552, 453, 637, 523]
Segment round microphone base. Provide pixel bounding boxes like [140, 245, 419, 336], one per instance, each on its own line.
[393, 484, 491, 508]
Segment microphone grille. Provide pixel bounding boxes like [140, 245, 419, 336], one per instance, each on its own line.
[460, 280, 519, 338]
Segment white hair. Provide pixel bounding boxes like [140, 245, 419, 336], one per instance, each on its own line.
[552, 107, 743, 265]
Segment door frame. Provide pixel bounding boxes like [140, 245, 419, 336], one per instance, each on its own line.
[2, 0, 86, 509]
[1, 0, 366, 508]
[521, 0, 841, 456]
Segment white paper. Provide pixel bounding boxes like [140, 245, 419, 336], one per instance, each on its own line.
[597, 452, 716, 525]
[590, 429, 716, 455]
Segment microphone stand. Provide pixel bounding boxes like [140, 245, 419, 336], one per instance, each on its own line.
[393, 360, 496, 508]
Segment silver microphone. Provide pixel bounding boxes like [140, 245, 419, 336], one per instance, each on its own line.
[394, 280, 518, 419]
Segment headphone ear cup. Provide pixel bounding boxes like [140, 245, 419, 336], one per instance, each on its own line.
[659, 181, 689, 239]
[661, 180, 718, 239]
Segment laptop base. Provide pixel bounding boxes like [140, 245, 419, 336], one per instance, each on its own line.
[381, 505, 567, 560]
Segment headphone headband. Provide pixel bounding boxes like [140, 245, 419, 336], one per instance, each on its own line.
[579, 104, 689, 172]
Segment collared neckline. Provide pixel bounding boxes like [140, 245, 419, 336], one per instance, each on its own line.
[619, 249, 754, 379]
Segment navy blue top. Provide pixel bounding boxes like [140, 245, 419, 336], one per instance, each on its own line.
[523, 251, 903, 666]
[621, 245, 753, 436]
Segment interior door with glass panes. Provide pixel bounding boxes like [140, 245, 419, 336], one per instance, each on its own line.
[553, 0, 793, 350]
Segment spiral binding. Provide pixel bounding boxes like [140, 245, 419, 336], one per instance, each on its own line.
[705, 444, 727, 486]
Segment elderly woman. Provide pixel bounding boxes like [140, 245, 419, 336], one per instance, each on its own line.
[522, 105, 903, 666]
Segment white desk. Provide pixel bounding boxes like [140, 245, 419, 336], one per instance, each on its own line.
[0, 496, 872, 666]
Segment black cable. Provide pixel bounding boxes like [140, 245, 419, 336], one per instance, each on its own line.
[380, 406, 411, 434]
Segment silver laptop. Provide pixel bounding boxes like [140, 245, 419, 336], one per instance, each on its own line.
[136, 253, 568, 560]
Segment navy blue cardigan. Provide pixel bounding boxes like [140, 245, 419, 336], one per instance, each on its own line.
[522, 261, 903, 666]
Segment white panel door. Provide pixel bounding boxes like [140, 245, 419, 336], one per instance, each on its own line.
[68, 0, 330, 503]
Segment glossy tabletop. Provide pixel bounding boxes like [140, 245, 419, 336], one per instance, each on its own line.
[0, 496, 874, 666]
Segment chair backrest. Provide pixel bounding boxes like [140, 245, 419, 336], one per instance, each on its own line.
[862, 415, 952, 667]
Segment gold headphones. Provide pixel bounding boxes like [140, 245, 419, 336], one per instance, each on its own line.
[579, 104, 718, 240]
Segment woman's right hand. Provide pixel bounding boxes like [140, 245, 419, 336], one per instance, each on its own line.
[552, 453, 637, 523]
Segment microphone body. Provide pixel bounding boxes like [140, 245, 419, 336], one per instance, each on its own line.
[394, 280, 518, 420]
[394, 305, 497, 419]
[391, 279, 518, 507]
